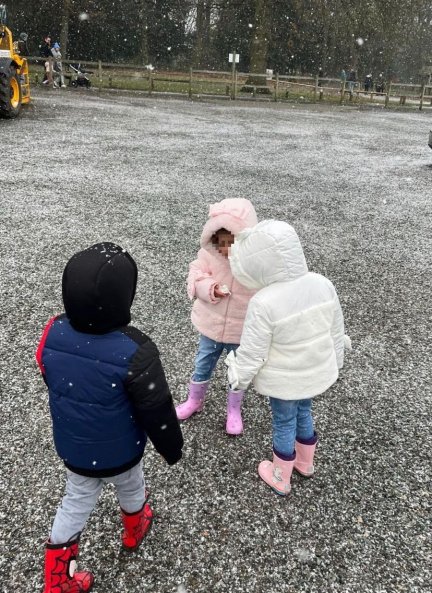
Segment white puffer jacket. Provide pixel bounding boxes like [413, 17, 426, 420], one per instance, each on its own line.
[225, 220, 350, 400]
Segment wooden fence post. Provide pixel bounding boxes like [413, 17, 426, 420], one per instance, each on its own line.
[419, 83, 425, 110]
[385, 81, 391, 108]
[340, 80, 346, 104]
[314, 74, 318, 102]
[98, 60, 102, 91]
[189, 67, 193, 99]
[148, 70, 153, 95]
[274, 72, 279, 102]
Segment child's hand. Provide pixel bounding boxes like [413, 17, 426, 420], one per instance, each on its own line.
[214, 284, 231, 298]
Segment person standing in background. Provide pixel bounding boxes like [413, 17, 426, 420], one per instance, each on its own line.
[39, 35, 53, 85]
[51, 42, 66, 88]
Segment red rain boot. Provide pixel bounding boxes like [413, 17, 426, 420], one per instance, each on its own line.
[43, 538, 94, 593]
[121, 502, 153, 551]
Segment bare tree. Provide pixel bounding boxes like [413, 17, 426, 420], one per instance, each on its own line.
[137, 0, 149, 65]
[193, 0, 212, 68]
[247, 0, 271, 86]
[60, 0, 70, 57]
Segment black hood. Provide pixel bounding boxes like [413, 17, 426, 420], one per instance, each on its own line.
[62, 242, 138, 334]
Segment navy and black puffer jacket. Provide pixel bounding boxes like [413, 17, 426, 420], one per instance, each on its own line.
[36, 242, 183, 477]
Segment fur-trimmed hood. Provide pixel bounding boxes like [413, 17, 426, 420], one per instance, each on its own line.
[200, 198, 258, 254]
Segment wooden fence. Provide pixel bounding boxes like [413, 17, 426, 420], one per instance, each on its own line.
[28, 57, 432, 110]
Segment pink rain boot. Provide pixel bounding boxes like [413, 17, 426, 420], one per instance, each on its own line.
[294, 434, 318, 477]
[258, 452, 295, 495]
[226, 389, 244, 435]
[175, 380, 209, 420]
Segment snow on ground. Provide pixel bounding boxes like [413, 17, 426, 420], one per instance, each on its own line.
[1, 89, 431, 593]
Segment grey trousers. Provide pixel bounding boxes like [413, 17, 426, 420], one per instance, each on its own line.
[50, 461, 146, 544]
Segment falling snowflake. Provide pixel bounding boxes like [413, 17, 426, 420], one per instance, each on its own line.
[356, 37, 364, 46]
[79, 12, 89, 21]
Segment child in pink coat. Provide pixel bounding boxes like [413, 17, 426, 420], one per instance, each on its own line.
[176, 198, 258, 434]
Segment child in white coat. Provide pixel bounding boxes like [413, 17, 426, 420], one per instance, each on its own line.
[226, 220, 350, 495]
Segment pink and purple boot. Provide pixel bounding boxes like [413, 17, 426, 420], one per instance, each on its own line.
[294, 433, 318, 477]
[175, 380, 209, 420]
[226, 389, 244, 435]
[258, 451, 295, 495]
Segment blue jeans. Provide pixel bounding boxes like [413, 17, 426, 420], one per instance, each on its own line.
[270, 397, 314, 458]
[192, 335, 239, 382]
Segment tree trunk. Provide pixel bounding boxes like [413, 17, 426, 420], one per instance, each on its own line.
[138, 0, 149, 65]
[60, 0, 70, 58]
[247, 0, 270, 88]
[193, 1, 211, 68]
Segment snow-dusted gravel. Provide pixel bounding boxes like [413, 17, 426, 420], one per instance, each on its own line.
[1, 89, 431, 593]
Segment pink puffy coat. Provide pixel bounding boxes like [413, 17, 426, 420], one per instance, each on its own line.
[188, 198, 258, 344]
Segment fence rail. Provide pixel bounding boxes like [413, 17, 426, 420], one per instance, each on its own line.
[27, 57, 432, 110]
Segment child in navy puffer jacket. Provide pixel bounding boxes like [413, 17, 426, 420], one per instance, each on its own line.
[36, 242, 183, 593]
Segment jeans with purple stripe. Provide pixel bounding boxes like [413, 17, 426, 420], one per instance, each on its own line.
[269, 397, 315, 459]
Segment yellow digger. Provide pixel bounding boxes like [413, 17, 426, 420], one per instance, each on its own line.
[0, 4, 30, 118]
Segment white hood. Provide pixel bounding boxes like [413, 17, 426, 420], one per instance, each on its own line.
[229, 220, 308, 290]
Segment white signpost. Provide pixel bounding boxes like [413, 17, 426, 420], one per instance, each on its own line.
[229, 51, 240, 99]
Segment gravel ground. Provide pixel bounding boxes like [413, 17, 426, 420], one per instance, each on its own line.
[1, 89, 431, 593]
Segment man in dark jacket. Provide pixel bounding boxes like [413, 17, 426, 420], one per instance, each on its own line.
[39, 35, 52, 58]
[376, 73, 385, 94]
[39, 35, 53, 84]
[347, 69, 356, 95]
[36, 242, 183, 593]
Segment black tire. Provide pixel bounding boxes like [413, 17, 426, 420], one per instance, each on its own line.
[71, 80, 78, 88]
[0, 65, 22, 119]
